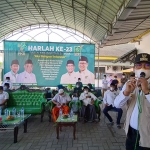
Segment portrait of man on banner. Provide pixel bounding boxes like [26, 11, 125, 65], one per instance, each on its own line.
[4, 60, 20, 83]
[76, 56, 95, 84]
[60, 60, 77, 84]
[16, 59, 37, 84]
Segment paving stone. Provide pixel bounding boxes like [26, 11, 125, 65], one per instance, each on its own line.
[120, 146, 126, 150]
[0, 111, 127, 150]
[72, 143, 82, 147]
[1, 144, 12, 150]
[77, 147, 83, 150]
[89, 146, 99, 150]
[61, 148, 67, 150]
[67, 148, 77, 150]
[55, 148, 62, 150]
[40, 146, 47, 150]
[17, 147, 26, 150]
[51, 144, 62, 148]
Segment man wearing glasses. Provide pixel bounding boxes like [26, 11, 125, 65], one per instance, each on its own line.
[114, 53, 150, 150]
[76, 56, 95, 84]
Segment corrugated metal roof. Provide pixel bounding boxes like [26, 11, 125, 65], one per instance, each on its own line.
[102, 0, 150, 47]
[0, 0, 129, 43]
[96, 43, 135, 57]
[1, 0, 148, 46]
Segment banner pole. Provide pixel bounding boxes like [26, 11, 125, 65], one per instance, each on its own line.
[98, 44, 100, 88]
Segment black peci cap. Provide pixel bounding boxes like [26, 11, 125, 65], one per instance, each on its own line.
[110, 83, 115, 87]
[66, 60, 74, 65]
[4, 83, 9, 88]
[134, 53, 150, 64]
[25, 59, 33, 65]
[83, 86, 89, 90]
[11, 60, 19, 65]
[79, 56, 88, 63]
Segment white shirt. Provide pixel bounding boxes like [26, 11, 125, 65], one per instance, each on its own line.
[114, 82, 150, 130]
[16, 71, 37, 83]
[60, 71, 77, 84]
[76, 69, 95, 84]
[107, 77, 113, 87]
[4, 71, 18, 83]
[52, 93, 71, 107]
[2, 80, 12, 89]
[79, 92, 97, 106]
[102, 78, 108, 89]
[0, 91, 9, 109]
[103, 90, 119, 107]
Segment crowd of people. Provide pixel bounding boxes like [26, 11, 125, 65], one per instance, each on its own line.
[101, 72, 138, 129]
[101, 53, 150, 150]
[44, 77, 99, 123]
[1, 53, 150, 150]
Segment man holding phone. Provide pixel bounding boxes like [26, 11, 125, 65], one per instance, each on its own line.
[114, 53, 150, 150]
[79, 86, 98, 123]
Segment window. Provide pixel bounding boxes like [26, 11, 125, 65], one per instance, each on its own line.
[94, 67, 105, 79]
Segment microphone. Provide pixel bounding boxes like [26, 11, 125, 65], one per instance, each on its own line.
[138, 72, 146, 91]
[140, 72, 146, 78]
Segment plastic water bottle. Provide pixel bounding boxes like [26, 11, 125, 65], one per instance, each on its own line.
[70, 109, 74, 120]
[21, 107, 24, 118]
[59, 109, 62, 119]
[12, 107, 16, 117]
[4, 109, 8, 117]
[0, 108, 1, 116]
[0, 108, 2, 122]
[14, 108, 16, 117]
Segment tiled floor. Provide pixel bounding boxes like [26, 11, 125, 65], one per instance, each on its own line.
[0, 109, 126, 150]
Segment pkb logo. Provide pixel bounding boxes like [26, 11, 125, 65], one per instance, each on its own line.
[74, 45, 83, 56]
[18, 42, 26, 56]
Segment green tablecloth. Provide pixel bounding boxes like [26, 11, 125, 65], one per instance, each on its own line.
[56, 115, 77, 122]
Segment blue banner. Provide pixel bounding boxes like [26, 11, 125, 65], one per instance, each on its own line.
[4, 41, 95, 86]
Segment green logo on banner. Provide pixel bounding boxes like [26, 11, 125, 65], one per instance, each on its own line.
[18, 42, 26, 56]
[74, 45, 83, 56]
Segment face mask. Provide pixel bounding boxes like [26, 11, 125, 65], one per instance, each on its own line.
[78, 80, 81, 82]
[135, 69, 150, 78]
[110, 87, 114, 91]
[61, 93, 65, 97]
[122, 76, 125, 78]
[84, 91, 88, 94]
[7, 80, 10, 82]
[3, 87, 7, 90]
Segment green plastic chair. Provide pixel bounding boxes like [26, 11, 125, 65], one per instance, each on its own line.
[47, 100, 70, 122]
[69, 100, 82, 108]
[69, 100, 82, 112]
[79, 99, 102, 121]
[67, 84, 73, 90]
